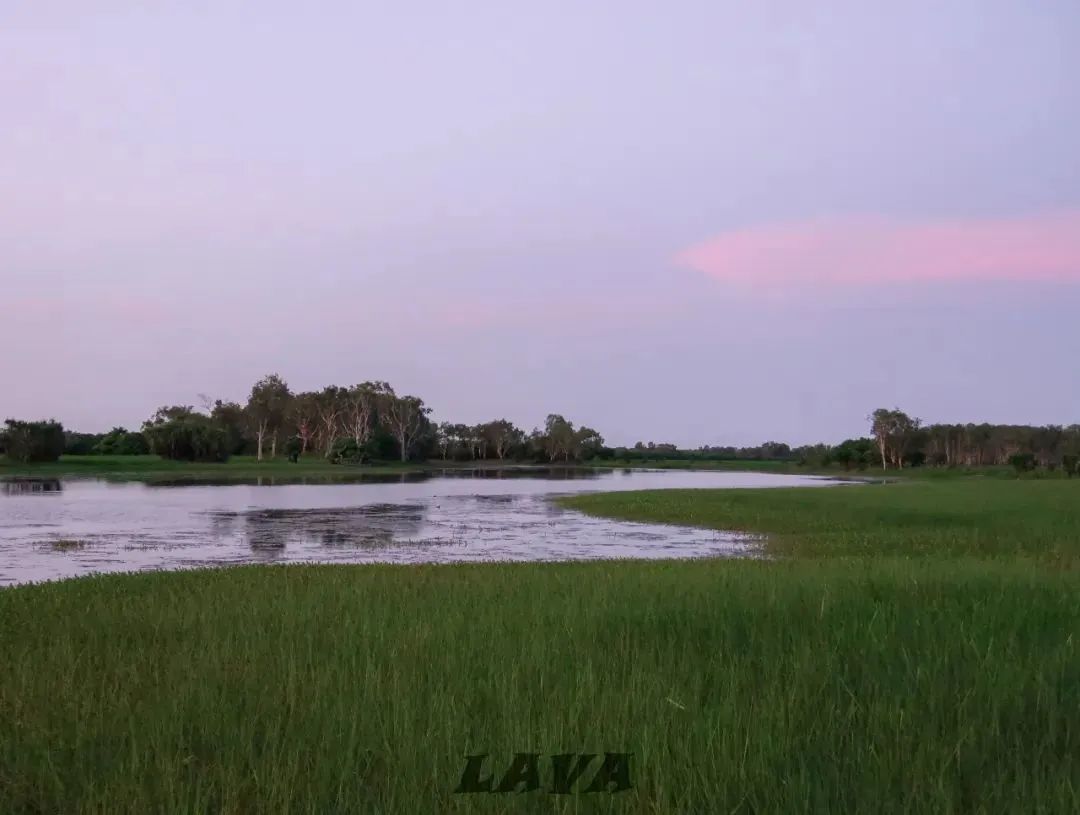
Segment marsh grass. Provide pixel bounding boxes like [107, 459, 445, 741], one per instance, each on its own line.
[1, 560, 1078, 813]
[4, 479, 1080, 812]
[560, 479, 1080, 560]
[47, 539, 88, 552]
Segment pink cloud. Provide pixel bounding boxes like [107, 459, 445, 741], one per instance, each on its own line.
[677, 211, 1080, 286]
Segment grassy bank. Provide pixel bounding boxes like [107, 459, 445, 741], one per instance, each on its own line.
[2, 560, 1078, 813]
[0, 454, 546, 483]
[559, 479, 1080, 560]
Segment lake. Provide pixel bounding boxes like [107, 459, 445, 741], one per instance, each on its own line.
[0, 468, 834, 586]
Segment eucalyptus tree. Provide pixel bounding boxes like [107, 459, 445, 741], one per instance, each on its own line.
[384, 393, 430, 462]
[344, 381, 393, 449]
[482, 419, 525, 460]
[289, 392, 320, 455]
[315, 386, 347, 456]
[436, 422, 455, 459]
[870, 408, 920, 469]
[543, 414, 577, 462]
[245, 374, 292, 460]
[574, 426, 604, 460]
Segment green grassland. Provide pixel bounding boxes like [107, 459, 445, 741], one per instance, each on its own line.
[1, 477, 1079, 812]
[559, 479, 1080, 560]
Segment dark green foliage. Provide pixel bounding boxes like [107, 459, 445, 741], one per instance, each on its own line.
[94, 427, 150, 456]
[327, 437, 369, 465]
[1063, 454, 1079, 478]
[142, 414, 230, 463]
[210, 401, 250, 455]
[1, 419, 65, 463]
[366, 428, 398, 461]
[63, 431, 102, 455]
[284, 436, 302, 463]
[828, 437, 876, 470]
[1010, 452, 1037, 474]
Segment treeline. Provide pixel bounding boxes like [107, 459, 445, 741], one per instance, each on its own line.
[1, 374, 606, 465]
[4, 394, 1079, 475]
[863, 408, 1080, 473]
[613, 441, 796, 462]
[609, 409, 1080, 475]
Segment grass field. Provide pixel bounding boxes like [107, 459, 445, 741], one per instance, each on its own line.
[2, 478, 1079, 812]
[560, 479, 1080, 560]
[2, 559, 1078, 814]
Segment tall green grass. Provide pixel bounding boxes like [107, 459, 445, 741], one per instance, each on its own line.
[2, 560, 1078, 813]
[561, 479, 1080, 560]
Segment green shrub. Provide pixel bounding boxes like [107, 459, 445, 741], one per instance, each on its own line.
[143, 415, 230, 463]
[1, 419, 65, 463]
[94, 428, 150, 456]
[328, 438, 369, 465]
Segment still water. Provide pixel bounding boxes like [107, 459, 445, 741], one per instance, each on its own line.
[0, 468, 834, 586]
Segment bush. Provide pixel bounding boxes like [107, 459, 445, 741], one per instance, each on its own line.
[1, 420, 66, 464]
[64, 432, 103, 455]
[94, 428, 150, 456]
[143, 416, 230, 462]
[328, 438, 369, 465]
[1009, 453, 1037, 475]
[1063, 454, 1079, 478]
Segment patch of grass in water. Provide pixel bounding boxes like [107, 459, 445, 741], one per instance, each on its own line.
[47, 539, 88, 552]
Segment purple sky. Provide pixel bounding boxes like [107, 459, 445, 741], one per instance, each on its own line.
[3, 1, 1079, 446]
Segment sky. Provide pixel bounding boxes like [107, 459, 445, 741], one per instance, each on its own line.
[3, 0, 1079, 447]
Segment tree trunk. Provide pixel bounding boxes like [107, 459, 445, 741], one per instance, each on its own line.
[399, 434, 408, 462]
[256, 426, 266, 461]
[271, 435, 277, 459]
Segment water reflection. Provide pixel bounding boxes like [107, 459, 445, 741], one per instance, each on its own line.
[140, 466, 606, 489]
[0, 469, 838, 585]
[1, 478, 63, 495]
[218, 503, 428, 552]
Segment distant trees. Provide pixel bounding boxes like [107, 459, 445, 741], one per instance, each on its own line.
[484, 419, 524, 461]
[210, 400, 249, 456]
[829, 438, 876, 471]
[316, 386, 347, 457]
[288, 392, 320, 455]
[94, 427, 149, 455]
[1, 419, 65, 463]
[383, 393, 430, 463]
[246, 374, 291, 460]
[18, 374, 1080, 477]
[870, 409, 922, 470]
[529, 415, 605, 463]
[142, 410, 230, 462]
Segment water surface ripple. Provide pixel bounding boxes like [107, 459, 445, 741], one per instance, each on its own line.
[0, 468, 834, 586]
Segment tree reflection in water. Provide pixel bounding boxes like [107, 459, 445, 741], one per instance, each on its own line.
[1, 479, 62, 495]
[211, 504, 428, 556]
